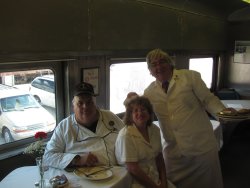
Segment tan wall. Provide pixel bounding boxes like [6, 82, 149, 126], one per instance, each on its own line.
[0, 0, 228, 58]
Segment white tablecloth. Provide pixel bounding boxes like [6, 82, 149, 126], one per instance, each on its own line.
[221, 100, 250, 109]
[210, 120, 223, 149]
[0, 166, 132, 188]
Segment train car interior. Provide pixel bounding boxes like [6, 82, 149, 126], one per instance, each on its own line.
[0, 0, 250, 187]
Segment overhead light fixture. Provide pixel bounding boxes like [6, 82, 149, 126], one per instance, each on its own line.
[242, 0, 250, 4]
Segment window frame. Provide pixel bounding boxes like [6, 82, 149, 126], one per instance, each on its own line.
[0, 60, 64, 160]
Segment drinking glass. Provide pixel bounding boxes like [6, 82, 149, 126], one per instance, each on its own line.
[36, 157, 45, 188]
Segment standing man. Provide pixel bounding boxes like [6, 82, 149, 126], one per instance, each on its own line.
[44, 82, 125, 169]
[135, 49, 234, 188]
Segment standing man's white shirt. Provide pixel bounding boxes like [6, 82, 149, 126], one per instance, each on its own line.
[144, 69, 225, 157]
[144, 69, 225, 188]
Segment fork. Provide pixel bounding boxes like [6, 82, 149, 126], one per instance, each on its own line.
[77, 166, 112, 177]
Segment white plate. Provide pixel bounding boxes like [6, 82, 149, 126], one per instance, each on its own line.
[217, 113, 250, 122]
[217, 113, 250, 120]
[74, 167, 113, 180]
[57, 181, 69, 188]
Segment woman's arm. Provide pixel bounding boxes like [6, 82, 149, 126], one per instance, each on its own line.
[156, 153, 168, 188]
[126, 162, 160, 188]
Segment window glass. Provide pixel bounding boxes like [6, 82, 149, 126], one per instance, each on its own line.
[0, 69, 56, 145]
[110, 62, 155, 114]
[189, 58, 213, 88]
[31, 79, 42, 89]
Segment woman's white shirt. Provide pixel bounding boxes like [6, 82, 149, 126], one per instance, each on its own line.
[115, 124, 162, 187]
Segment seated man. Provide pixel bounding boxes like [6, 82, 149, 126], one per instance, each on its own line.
[43, 82, 125, 169]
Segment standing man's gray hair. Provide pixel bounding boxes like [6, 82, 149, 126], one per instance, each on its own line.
[146, 49, 175, 68]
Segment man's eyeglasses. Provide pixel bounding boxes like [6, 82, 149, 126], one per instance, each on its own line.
[148, 59, 169, 68]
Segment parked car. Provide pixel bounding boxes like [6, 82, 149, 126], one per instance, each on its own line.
[29, 75, 55, 108]
[0, 84, 56, 143]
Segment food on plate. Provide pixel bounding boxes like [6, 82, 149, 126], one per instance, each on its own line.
[237, 108, 250, 114]
[219, 110, 237, 115]
[74, 166, 113, 180]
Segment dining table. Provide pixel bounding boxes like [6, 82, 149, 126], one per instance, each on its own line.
[210, 119, 223, 149]
[221, 100, 250, 110]
[219, 100, 250, 122]
[0, 165, 132, 188]
[218, 100, 250, 145]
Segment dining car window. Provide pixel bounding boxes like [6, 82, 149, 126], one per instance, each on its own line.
[189, 58, 214, 89]
[109, 62, 155, 114]
[0, 69, 56, 146]
[110, 57, 214, 114]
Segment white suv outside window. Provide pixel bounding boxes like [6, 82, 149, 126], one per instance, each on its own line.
[29, 75, 55, 108]
[0, 84, 56, 143]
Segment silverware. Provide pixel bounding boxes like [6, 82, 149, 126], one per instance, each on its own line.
[34, 182, 39, 187]
[77, 166, 112, 177]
